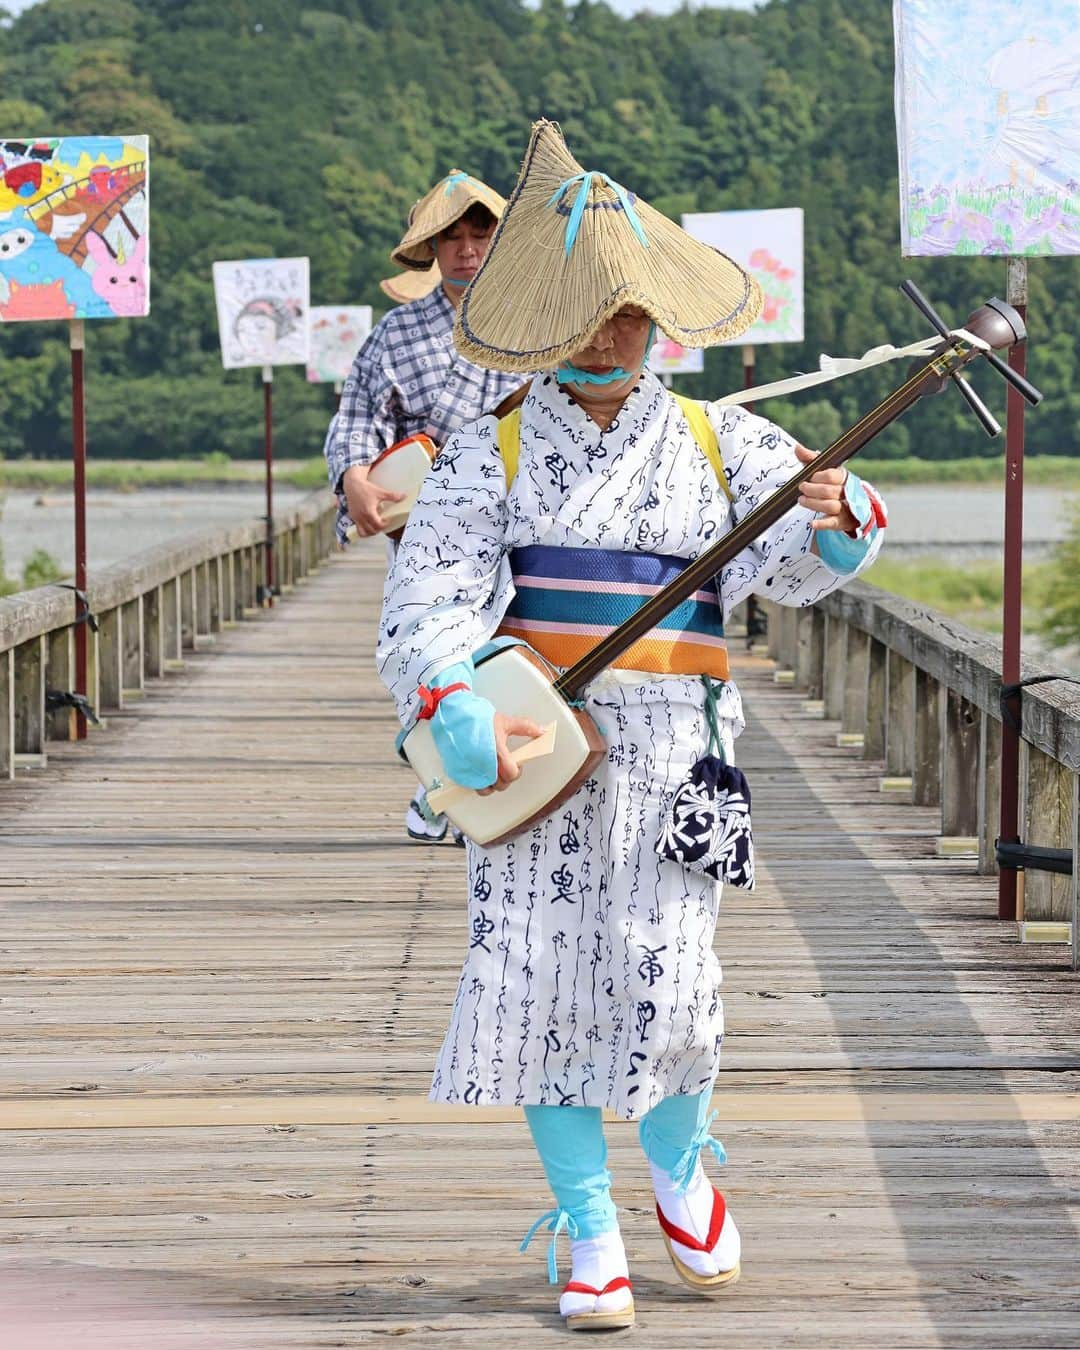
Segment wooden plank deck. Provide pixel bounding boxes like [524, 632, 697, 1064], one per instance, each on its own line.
[2, 542, 1079, 1349]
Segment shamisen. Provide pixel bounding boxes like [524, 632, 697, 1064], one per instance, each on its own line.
[376, 119, 887, 1332]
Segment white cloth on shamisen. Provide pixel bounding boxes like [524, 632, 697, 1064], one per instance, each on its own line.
[377, 371, 884, 1119]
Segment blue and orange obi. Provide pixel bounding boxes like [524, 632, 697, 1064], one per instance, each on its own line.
[496, 543, 729, 681]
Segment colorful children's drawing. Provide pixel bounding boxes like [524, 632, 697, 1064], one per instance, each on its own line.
[0, 135, 149, 323]
[682, 209, 804, 346]
[212, 257, 310, 370]
[894, 0, 1080, 257]
[306, 306, 373, 384]
[648, 336, 704, 376]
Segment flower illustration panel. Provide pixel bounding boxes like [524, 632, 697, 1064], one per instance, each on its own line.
[894, 0, 1080, 257]
[682, 209, 804, 346]
[648, 336, 704, 375]
[212, 257, 310, 370]
[306, 305, 372, 384]
[0, 135, 149, 323]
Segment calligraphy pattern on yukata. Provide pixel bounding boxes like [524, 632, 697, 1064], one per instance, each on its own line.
[384, 372, 884, 1119]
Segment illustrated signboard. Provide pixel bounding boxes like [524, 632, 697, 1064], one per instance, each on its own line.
[682, 208, 804, 344]
[0, 135, 149, 322]
[306, 305, 372, 384]
[894, 0, 1080, 256]
[648, 336, 704, 376]
[212, 256, 310, 369]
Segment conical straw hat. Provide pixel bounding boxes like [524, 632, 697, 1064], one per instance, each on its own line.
[379, 264, 442, 304]
[454, 121, 762, 374]
[391, 170, 507, 270]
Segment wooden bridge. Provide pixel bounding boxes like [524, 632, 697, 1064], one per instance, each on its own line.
[2, 493, 1078, 1348]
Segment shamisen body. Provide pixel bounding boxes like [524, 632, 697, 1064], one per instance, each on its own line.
[375, 120, 887, 1333]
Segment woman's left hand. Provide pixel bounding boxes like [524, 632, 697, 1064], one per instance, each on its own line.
[794, 444, 859, 534]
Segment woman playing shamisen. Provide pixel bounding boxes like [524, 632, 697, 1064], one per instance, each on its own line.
[377, 120, 886, 1331]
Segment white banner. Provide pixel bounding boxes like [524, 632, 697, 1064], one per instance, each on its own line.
[894, 0, 1080, 256]
[306, 305, 372, 384]
[682, 208, 804, 345]
[212, 257, 310, 369]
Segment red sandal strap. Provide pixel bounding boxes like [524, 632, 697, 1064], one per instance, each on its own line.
[562, 1276, 632, 1297]
[656, 1185, 726, 1254]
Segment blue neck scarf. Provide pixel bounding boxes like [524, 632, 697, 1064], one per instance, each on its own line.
[556, 322, 656, 389]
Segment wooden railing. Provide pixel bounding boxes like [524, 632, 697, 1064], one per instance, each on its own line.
[0, 489, 338, 777]
[764, 583, 1080, 958]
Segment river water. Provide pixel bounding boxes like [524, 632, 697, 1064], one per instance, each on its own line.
[1, 486, 313, 576]
[1, 482, 1073, 576]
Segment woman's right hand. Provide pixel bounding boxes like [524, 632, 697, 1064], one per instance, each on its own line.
[343, 464, 407, 536]
[478, 712, 545, 794]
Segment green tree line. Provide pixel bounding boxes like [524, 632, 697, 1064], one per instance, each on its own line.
[0, 0, 1076, 462]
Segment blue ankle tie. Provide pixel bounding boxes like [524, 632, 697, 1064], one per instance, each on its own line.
[669, 1110, 727, 1193]
[520, 1207, 581, 1284]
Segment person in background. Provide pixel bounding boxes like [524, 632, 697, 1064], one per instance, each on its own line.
[324, 171, 528, 844]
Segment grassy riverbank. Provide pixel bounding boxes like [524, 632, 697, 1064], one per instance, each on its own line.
[0, 456, 329, 492]
[862, 556, 1051, 633]
[1, 454, 1078, 493]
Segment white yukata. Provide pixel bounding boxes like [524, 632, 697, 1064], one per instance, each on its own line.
[377, 371, 882, 1120]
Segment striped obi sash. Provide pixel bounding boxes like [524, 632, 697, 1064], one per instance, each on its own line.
[496, 544, 729, 680]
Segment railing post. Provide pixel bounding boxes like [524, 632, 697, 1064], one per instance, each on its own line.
[913, 670, 942, 808]
[98, 606, 123, 710]
[0, 648, 13, 779]
[941, 688, 980, 841]
[86, 620, 101, 726]
[778, 605, 798, 674]
[766, 601, 781, 660]
[181, 569, 197, 649]
[977, 714, 1002, 875]
[823, 613, 847, 722]
[121, 596, 144, 699]
[143, 586, 164, 680]
[195, 561, 211, 638]
[208, 556, 223, 634]
[883, 650, 915, 790]
[863, 637, 887, 761]
[222, 552, 236, 625]
[1071, 772, 1079, 972]
[14, 635, 47, 764]
[46, 626, 77, 741]
[840, 627, 870, 747]
[1023, 744, 1073, 924]
[795, 607, 819, 695]
[161, 576, 181, 666]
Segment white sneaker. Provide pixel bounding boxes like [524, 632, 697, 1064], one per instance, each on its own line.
[405, 790, 447, 842]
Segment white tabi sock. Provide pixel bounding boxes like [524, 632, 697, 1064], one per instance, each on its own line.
[558, 1229, 632, 1319]
[650, 1157, 740, 1278]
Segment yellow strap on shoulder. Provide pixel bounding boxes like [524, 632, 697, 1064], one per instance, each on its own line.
[672, 394, 732, 502]
[496, 394, 731, 501]
[496, 406, 521, 486]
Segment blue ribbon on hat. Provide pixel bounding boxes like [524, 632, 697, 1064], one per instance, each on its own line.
[546, 171, 649, 257]
[443, 171, 472, 195]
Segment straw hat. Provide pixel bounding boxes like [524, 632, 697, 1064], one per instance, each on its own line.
[379, 264, 442, 304]
[454, 120, 762, 374]
[391, 170, 507, 271]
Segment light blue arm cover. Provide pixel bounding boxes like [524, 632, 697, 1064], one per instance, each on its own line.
[814, 472, 877, 575]
[430, 660, 499, 790]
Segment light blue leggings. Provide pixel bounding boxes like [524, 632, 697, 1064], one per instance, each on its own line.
[521, 1089, 726, 1279]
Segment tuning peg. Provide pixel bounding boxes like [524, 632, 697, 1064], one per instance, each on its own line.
[899, 279, 952, 340]
[949, 372, 1001, 437]
[982, 349, 1044, 406]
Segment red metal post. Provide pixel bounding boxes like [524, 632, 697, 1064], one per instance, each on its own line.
[263, 364, 275, 607]
[997, 259, 1027, 921]
[71, 320, 88, 740]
